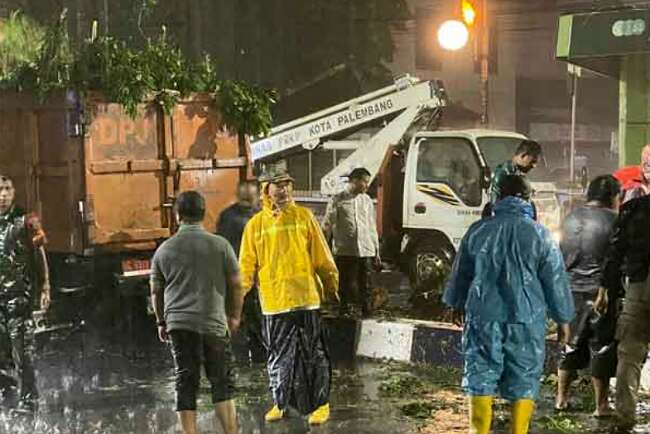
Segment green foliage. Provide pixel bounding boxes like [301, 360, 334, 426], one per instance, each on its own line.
[0, 11, 45, 77]
[34, 10, 73, 97]
[399, 401, 437, 419]
[0, 10, 275, 135]
[377, 362, 462, 399]
[140, 29, 195, 114]
[538, 415, 583, 433]
[192, 54, 220, 93]
[216, 81, 277, 138]
[71, 36, 150, 118]
[0, 10, 72, 97]
[379, 373, 424, 398]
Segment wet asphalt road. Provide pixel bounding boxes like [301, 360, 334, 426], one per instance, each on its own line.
[3, 273, 650, 434]
[0, 317, 417, 434]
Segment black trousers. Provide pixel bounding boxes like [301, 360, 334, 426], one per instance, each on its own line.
[335, 256, 373, 314]
[243, 287, 266, 363]
[0, 296, 36, 404]
[169, 330, 236, 411]
[558, 292, 618, 380]
[263, 310, 331, 415]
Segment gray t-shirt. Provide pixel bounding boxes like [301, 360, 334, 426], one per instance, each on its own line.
[150, 224, 239, 336]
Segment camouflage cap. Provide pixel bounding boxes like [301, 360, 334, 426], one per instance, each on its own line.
[258, 160, 295, 184]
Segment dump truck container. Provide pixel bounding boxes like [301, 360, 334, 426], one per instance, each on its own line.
[0, 91, 251, 301]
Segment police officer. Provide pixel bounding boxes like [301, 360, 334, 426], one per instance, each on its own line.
[0, 175, 50, 411]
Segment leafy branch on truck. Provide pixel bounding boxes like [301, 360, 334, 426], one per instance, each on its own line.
[0, 9, 277, 137]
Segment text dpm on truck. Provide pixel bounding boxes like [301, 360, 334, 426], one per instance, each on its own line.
[0, 91, 251, 328]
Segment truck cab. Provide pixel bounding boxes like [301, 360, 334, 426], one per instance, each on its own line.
[402, 129, 561, 300]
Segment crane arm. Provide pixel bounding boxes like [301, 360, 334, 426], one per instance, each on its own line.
[251, 77, 445, 161]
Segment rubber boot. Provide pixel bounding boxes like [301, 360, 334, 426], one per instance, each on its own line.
[469, 396, 494, 434]
[308, 403, 330, 425]
[264, 405, 284, 422]
[511, 399, 535, 434]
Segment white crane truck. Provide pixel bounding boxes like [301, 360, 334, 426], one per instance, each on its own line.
[251, 75, 561, 298]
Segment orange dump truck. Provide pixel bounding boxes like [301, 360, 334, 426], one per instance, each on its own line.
[0, 91, 251, 309]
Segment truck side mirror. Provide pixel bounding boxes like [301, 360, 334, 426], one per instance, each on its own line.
[480, 166, 492, 190]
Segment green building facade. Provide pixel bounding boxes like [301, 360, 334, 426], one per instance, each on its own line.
[557, 8, 650, 166]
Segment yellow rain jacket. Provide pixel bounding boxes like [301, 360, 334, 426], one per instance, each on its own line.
[239, 186, 339, 315]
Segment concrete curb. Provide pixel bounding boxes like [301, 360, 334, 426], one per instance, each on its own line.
[324, 316, 557, 372]
[324, 316, 463, 367]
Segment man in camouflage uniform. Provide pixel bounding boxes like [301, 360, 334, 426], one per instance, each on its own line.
[0, 175, 50, 411]
[482, 140, 542, 218]
[490, 140, 542, 203]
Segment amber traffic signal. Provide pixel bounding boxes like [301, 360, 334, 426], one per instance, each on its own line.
[462, 0, 477, 27]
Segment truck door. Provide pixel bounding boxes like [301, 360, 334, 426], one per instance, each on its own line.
[84, 103, 170, 247]
[166, 98, 245, 233]
[405, 136, 485, 247]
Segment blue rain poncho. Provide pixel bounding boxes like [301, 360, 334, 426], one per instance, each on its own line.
[443, 197, 574, 400]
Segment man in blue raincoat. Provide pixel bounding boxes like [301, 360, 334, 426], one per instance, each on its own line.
[443, 175, 574, 434]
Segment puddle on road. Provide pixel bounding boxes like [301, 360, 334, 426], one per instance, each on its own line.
[0, 322, 416, 434]
[7, 283, 650, 434]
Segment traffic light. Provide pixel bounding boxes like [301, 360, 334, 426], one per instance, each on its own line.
[462, 0, 477, 27]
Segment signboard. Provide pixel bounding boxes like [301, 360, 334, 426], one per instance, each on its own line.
[558, 9, 650, 59]
[251, 81, 438, 161]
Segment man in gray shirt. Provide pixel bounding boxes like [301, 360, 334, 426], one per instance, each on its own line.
[151, 191, 243, 434]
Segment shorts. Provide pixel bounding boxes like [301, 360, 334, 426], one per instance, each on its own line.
[169, 329, 236, 411]
[557, 292, 618, 379]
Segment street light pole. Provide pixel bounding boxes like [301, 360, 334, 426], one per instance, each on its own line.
[480, 0, 489, 125]
[568, 64, 581, 183]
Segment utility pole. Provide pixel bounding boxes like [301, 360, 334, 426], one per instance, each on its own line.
[479, 0, 489, 125]
[103, 0, 109, 35]
[568, 63, 581, 183]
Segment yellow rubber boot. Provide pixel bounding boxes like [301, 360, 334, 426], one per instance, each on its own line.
[469, 396, 494, 434]
[264, 405, 284, 422]
[308, 403, 330, 425]
[511, 399, 535, 434]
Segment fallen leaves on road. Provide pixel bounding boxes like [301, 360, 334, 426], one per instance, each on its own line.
[376, 361, 467, 432]
[419, 390, 467, 434]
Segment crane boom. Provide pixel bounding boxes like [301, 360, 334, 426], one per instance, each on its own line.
[251, 76, 446, 162]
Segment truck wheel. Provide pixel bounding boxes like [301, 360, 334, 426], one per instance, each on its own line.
[408, 242, 453, 304]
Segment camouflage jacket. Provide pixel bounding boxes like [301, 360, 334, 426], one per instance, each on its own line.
[0, 206, 32, 298]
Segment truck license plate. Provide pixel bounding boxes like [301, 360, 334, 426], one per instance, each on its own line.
[121, 258, 151, 277]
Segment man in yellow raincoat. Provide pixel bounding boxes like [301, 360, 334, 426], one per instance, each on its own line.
[239, 164, 339, 425]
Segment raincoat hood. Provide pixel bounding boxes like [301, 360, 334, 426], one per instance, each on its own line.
[493, 196, 535, 219]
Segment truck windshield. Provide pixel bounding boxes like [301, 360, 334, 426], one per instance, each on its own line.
[476, 137, 525, 170]
[416, 137, 482, 207]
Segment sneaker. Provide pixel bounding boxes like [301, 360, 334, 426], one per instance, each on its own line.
[264, 405, 284, 422]
[308, 403, 330, 425]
